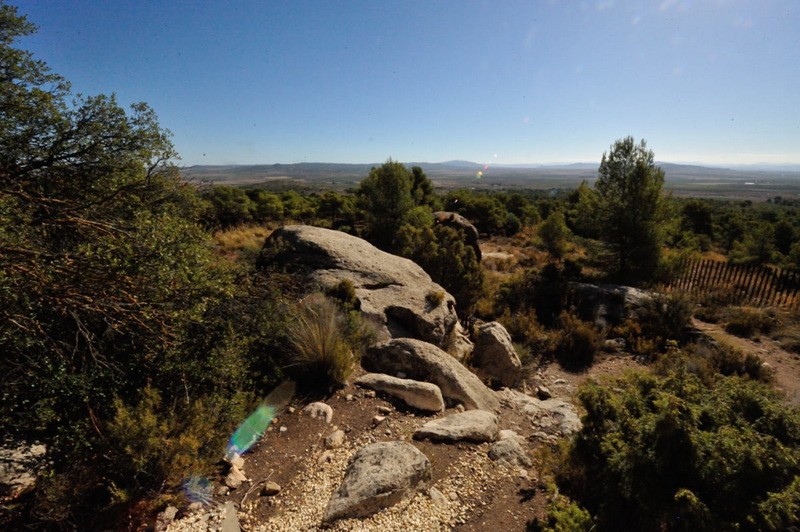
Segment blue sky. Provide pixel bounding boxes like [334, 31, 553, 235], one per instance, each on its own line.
[15, 0, 800, 167]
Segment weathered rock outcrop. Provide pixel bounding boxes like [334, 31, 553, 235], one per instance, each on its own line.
[259, 225, 471, 355]
[499, 389, 582, 436]
[414, 410, 499, 443]
[362, 338, 499, 411]
[568, 282, 655, 328]
[355, 373, 445, 413]
[323, 441, 431, 523]
[471, 321, 522, 388]
[433, 211, 481, 261]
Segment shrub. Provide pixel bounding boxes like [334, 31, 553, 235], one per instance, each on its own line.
[286, 294, 358, 387]
[555, 313, 602, 371]
[724, 307, 778, 338]
[528, 495, 593, 532]
[556, 370, 800, 530]
[425, 289, 445, 308]
[326, 279, 360, 311]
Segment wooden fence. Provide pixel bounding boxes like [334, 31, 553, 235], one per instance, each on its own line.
[665, 259, 800, 310]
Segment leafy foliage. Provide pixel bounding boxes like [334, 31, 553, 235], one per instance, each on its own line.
[557, 369, 800, 530]
[595, 137, 670, 283]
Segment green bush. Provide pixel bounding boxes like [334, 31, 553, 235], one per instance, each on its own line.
[528, 495, 593, 532]
[555, 312, 602, 370]
[556, 370, 800, 530]
[724, 307, 778, 338]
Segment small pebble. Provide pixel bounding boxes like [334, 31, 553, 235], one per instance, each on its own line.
[378, 405, 392, 415]
[279, 426, 288, 433]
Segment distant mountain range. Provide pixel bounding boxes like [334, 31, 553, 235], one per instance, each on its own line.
[180, 160, 800, 194]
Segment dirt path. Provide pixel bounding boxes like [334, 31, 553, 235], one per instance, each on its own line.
[692, 318, 800, 405]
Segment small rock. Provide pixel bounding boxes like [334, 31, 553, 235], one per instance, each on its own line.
[287, 406, 296, 414]
[414, 410, 499, 443]
[225, 465, 247, 489]
[325, 429, 346, 449]
[303, 402, 334, 423]
[188, 502, 204, 512]
[216, 485, 230, 497]
[448, 491, 459, 501]
[385, 429, 392, 436]
[161, 506, 179, 521]
[455, 404, 465, 412]
[365, 390, 377, 398]
[498, 429, 520, 441]
[261, 481, 281, 496]
[377, 405, 392, 415]
[345, 394, 354, 401]
[318, 450, 334, 464]
[372, 415, 386, 426]
[428, 487, 448, 507]
[279, 426, 288, 433]
[489, 438, 532, 467]
[536, 386, 553, 400]
[227, 453, 245, 470]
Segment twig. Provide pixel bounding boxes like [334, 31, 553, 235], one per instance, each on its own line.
[240, 470, 274, 505]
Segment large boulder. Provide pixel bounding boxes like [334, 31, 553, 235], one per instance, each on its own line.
[258, 225, 471, 355]
[323, 441, 431, 523]
[568, 282, 655, 328]
[362, 338, 499, 411]
[355, 373, 444, 413]
[413, 410, 499, 443]
[471, 321, 522, 388]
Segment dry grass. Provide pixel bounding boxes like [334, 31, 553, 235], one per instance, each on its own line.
[213, 224, 273, 255]
[287, 294, 356, 386]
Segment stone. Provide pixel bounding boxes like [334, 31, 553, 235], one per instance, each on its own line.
[161, 506, 179, 521]
[216, 485, 230, 497]
[414, 410, 499, 443]
[318, 450, 334, 464]
[258, 225, 471, 356]
[325, 429, 346, 449]
[362, 338, 499, 411]
[303, 402, 333, 423]
[372, 415, 386, 426]
[221, 501, 240, 532]
[378, 405, 392, 415]
[225, 465, 247, 489]
[536, 386, 553, 400]
[489, 438, 532, 467]
[470, 321, 522, 388]
[0, 442, 47, 498]
[498, 429, 521, 441]
[569, 282, 655, 328]
[428, 487, 448, 507]
[604, 338, 627, 352]
[226, 453, 244, 470]
[279, 426, 288, 433]
[323, 441, 432, 523]
[499, 389, 582, 436]
[260, 481, 281, 496]
[287, 406, 296, 413]
[355, 373, 445, 413]
[345, 394, 354, 401]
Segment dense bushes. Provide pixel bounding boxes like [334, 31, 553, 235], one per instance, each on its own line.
[555, 369, 800, 530]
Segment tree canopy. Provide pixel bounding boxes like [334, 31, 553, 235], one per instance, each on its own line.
[595, 137, 670, 283]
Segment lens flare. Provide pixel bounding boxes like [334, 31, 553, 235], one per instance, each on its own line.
[227, 404, 276, 458]
[476, 171, 483, 179]
[183, 476, 214, 505]
[225, 381, 295, 458]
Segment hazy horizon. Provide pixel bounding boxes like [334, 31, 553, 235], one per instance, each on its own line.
[18, 0, 800, 168]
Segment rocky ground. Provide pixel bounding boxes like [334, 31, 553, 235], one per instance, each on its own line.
[157, 351, 644, 532]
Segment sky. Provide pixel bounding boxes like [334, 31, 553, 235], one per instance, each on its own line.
[14, 0, 800, 167]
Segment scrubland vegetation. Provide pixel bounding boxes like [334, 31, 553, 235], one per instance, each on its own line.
[2, 3, 800, 529]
